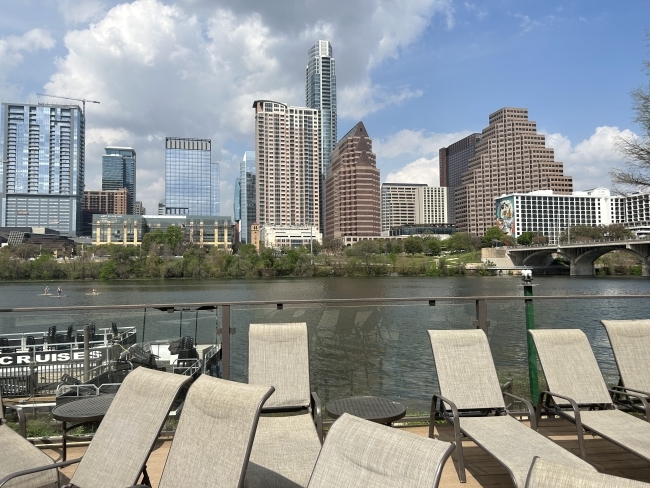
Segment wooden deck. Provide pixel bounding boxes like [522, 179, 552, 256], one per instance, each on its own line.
[41, 418, 650, 487]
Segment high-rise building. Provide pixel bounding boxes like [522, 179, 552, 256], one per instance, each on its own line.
[439, 133, 480, 224]
[325, 122, 380, 239]
[164, 137, 219, 216]
[158, 201, 166, 215]
[454, 107, 573, 235]
[0, 103, 85, 236]
[134, 201, 145, 215]
[381, 183, 448, 232]
[306, 40, 337, 231]
[84, 189, 128, 214]
[253, 100, 320, 228]
[234, 151, 256, 244]
[102, 146, 136, 214]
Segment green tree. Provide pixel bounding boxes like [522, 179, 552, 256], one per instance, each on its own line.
[517, 231, 536, 246]
[423, 237, 442, 256]
[482, 226, 505, 247]
[403, 236, 424, 255]
[164, 226, 184, 251]
[444, 232, 475, 253]
[345, 240, 379, 275]
[613, 32, 650, 189]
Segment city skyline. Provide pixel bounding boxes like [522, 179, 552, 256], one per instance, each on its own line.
[1, 1, 648, 218]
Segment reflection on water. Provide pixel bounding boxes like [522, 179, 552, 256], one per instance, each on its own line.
[2, 276, 650, 411]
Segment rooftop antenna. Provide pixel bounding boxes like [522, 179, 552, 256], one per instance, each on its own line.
[36, 93, 100, 115]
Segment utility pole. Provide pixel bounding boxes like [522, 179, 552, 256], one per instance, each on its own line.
[36, 94, 100, 115]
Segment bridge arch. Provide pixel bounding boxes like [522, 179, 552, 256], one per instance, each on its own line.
[568, 246, 645, 276]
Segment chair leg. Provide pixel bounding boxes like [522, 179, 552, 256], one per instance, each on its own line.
[454, 427, 467, 483]
[141, 465, 151, 487]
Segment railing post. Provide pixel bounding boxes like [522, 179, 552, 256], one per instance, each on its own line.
[83, 325, 90, 382]
[474, 299, 490, 332]
[221, 305, 231, 380]
[523, 272, 539, 402]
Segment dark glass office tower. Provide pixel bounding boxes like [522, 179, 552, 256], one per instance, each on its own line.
[236, 151, 256, 244]
[0, 103, 85, 236]
[165, 137, 219, 216]
[306, 40, 336, 232]
[102, 146, 136, 214]
[439, 134, 480, 225]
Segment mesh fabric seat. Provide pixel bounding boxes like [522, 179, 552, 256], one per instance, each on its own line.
[307, 413, 454, 488]
[530, 328, 650, 462]
[155, 376, 274, 488]
[244, 323, 323, 488]
[0, 367, 191, 488]
[429, 329, 593, 487]
[602, 320, 650, 418]
[525, 457, 650, 488]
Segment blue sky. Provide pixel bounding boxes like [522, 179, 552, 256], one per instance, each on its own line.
[1, 0, 648, 216]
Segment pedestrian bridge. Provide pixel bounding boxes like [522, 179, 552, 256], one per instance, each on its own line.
[507, 239, 650, 276]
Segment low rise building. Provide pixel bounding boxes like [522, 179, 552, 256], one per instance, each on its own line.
[92, 215, 231, 249]
[381, 184, 448, 232]
[260, 225, 321, 249]
[0, 227, 75, 254]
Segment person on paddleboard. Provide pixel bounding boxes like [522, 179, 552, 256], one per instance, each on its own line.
[57, 286, 62, 298]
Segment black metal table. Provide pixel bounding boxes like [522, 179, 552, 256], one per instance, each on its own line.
[325, 396, 406, 425]
[52, 394, 115, 460]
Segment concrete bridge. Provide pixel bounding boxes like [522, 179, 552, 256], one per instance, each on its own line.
[507, 239, 650, 276]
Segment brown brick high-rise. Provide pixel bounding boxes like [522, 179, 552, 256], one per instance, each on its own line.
[454, 107, 573, 235]
[325, 122, 380, 239]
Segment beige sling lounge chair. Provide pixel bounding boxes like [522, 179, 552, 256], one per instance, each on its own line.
[601, 319, 650, 419]
[429, 329, 594, 487]
[0, 367, 191, 488]
[530, 328, 650, 462]
[307, 413, 454, 488]
[147, 376, 274, 488]
[244, 323, 323, 488]
[525, 457, 650, 487]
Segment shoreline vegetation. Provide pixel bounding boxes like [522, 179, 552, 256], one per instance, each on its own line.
[0, 229, 642, 281]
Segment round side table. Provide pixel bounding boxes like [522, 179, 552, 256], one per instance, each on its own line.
[325, 395, 406, 425]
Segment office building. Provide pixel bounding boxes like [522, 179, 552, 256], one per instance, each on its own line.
[454, 107, 573, 236]
[92, 214, 231, 249]
[306, 40, 337, 230]
[158, 201, 166, 215]
[102, 146, 136, 214]
[253, 100, 320, 228]
[439, 133, 480, 224]
[381, 183, 448, 232]
[234, 151, 256, 244]
[134, 201, 145, 215]
[0, 103, 85, 236]
[325, 121, 380, 239]
[84, 189, 129, 214]
[165, 137, 219, 216]
[496, 188, 650, 242]
[260, 225, 321, 249]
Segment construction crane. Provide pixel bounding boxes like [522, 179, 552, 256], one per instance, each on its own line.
[36, 94, 100, 115]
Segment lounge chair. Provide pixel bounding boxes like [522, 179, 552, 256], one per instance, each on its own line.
[601, 319, 650, 419]
[525, 457, 650, 487]
[244, 323, 323, 488]
[0, 389, 58, 488]
[529, 328, 650, 462]
[307, 413, 454, 488]
[428, 329, 594, 487]
[150, 376, 274, 488]
[0, 367, 191, 488]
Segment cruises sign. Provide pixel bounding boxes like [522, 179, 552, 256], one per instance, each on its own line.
[0, 350, 102, 366]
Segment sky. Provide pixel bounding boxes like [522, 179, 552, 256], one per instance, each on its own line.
[1, 0, 649, 218]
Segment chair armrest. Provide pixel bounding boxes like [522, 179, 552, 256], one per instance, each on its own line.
[429, 393, 461, 440]
[310, 391, 323, 444]
[503, 391, 537, 430]
[536, 390, 587, 460]
[609, 387, 650, 421]
[0, 458, 82, 487]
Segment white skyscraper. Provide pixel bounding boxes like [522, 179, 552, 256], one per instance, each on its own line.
[306, 40, 337, 231]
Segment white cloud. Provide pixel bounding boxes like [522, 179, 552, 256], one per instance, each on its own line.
[375, 129, 472, 158]
[40, 0, 453, 215]
[385, 157, 439, 186]
[544, 126, 636, 190]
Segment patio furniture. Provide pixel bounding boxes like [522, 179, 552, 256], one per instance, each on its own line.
[0, 390, 58, 488]
[150, 376, 274, 488]
[244, 322, 323, 488]
[325, 395, 406, 425]
[0, 367, 191, 488]
[307, 413, 454, 488]
[601, 319, 650, 419]
[525, 456, 650, 487]
[428, 329, 594, 487]
[530, 328, 650, 462]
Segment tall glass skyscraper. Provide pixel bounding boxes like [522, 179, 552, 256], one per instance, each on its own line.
[234, 151, 256, 244]
[165, 137, 219, 216]
[306, 40, 337, 232]
[102, 146, 136, 214]
[0, 103, 85, 236]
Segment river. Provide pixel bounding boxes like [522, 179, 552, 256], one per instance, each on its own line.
[1, 276, 649, 410]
